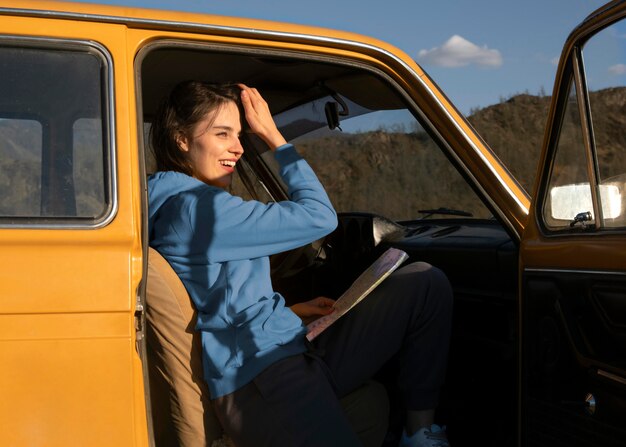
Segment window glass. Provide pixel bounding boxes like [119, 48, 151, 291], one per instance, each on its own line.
[293, 108, 491, 221]
[581, 19, 626, 228]
[0, 44, 111, 223]
[543, 81, 594, 229]
[0, 119, 42, 216]
[73, 118, 105, 217]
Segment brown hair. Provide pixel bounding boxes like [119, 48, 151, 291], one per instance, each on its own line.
[150, 81, 242, 175]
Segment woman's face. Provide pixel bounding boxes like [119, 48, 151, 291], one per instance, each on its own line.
[178, 100, 243, 189]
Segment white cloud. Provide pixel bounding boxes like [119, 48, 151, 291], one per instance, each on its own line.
[417, 35, 502, 68]
[550, 56, 560, 66]
[608, 63, 626, 75]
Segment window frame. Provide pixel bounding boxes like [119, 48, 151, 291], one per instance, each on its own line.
[539, 24, 626, 235]
[0, 36, 117, 229]
[136, 39, 507, 225]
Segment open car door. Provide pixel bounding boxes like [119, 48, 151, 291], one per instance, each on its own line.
[520, 2, 626, 446]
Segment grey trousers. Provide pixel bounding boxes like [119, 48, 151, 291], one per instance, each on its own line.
[213, 262, 453, 447]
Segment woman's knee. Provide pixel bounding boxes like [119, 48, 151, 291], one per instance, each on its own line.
[397, 261, 453, 315]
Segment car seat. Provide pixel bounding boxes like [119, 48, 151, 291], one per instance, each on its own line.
[145, 247, 389, 447]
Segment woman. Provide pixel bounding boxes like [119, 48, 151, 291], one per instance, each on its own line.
[148, 81, 452, 447]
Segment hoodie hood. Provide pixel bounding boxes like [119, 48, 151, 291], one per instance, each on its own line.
[147, 171, 206, 240]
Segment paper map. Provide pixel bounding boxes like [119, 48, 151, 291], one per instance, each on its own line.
[306, 247, 409, 341]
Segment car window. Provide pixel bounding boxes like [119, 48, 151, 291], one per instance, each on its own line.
[292, 107, 491, 221]
[0, 43, 113, 225]
[543, 19, 626, 230]
[0, 118, 42, 216]
[582, 19, 626, 228]
[138, 46, 493, 221]
[73, 118, 107, 217]
[542, 81, 595, 228]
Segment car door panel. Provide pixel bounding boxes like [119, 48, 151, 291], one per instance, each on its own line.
[520, 3, 626, 445]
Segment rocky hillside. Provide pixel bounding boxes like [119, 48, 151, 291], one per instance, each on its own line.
[468, 93, 551, 192]
[470, 88, 626, 191]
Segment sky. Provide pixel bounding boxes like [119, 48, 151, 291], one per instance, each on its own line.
[62, 0, 609, 114]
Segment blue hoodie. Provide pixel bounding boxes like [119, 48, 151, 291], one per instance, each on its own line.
[148, 144, 337, 398]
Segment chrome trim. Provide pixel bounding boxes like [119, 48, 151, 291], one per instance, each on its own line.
[0, 36, 118, 230]
[573, 50, 602, 224]
[1, 6, 530, 221]
[597, 369, 626, 386]
[524, 267, 626, 276]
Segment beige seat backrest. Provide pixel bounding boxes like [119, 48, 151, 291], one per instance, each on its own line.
[146, 247, 223, 447]
[145, 247, 389, 447]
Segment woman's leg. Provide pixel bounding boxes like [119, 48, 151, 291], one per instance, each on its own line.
[312, 262, 453, 430]
[212, 354, 362, 447]
[212, 261, 452, 446]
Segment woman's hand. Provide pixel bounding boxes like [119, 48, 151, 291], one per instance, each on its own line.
[290, 297, 336, 324]
[238, 84, 287, 150]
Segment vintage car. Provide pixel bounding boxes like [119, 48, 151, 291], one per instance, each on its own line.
[0, 0, 624, 446]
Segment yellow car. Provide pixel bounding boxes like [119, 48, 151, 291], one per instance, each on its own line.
[0, 1, 624, 446]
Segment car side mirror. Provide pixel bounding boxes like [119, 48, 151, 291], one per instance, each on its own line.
[549, 182, 622, 221]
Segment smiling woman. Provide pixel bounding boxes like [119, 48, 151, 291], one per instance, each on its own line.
[176, 98, 244, 188]
[146, 78, 454, 447]
[149, 82, 245, 187]
[138, 39, 515, 446]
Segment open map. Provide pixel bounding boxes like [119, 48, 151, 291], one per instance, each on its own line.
[306, 247, 409, 341]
